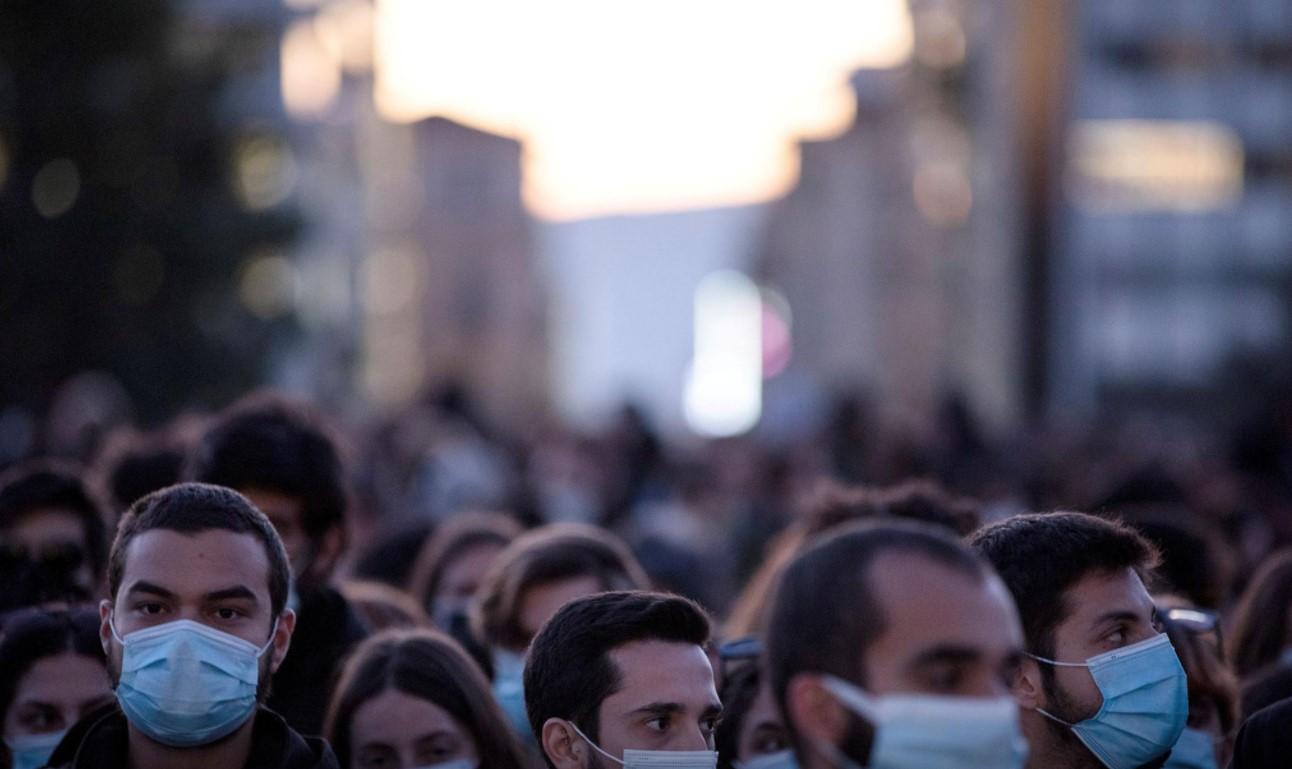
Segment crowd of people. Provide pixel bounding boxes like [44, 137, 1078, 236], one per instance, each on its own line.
[2, 387, 1292, 769]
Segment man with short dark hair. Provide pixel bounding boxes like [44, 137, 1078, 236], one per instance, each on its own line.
[767, 519, 1028, 769]
[47, 482, 338, 769]
[525, 590, 722, 769]
[970, 512, 1188, 769]
[0, 460, 108, 613]
[188, 393, 366, 736]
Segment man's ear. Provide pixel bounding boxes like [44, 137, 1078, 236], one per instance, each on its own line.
[786, 674, 848, 750]
[98, 598, 114, 656]
[268, 608, 297, 673]
[1014, 657, 1043, 710]
[541, 719, 587, 769]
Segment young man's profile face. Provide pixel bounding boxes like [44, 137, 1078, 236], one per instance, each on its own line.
[1037, 567, 1159, 723]
[99, 528, 294, 684]
[862, 551, 1024, 698]
[589, 639, 723, 764]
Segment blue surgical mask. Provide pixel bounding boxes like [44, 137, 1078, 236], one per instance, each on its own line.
[734, 749, 798, 769]
[412, 760, 479, 769]
[492, 648, 533, 743]
[821, 675, 1028, 769]
[111, 617, 277, 747]
[5, 730, 66, 769]
[568, 721, 718, 769]
[1164, 727, 1218, 769]
[1029, 632, 1188, 769]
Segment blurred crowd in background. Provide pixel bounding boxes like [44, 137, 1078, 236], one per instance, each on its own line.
[3, 386, 1292, 768]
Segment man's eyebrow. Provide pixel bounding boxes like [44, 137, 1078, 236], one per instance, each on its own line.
[205, 585, 259, 603]
[629, 702, 685, 718]
[1090, 609, 1141, 629]
[907, 643, 982, 669]
[125, 581, 178, 600]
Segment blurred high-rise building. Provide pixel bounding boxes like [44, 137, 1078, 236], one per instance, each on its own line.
[264, 0, 548, 424]
[1048, 0, 1292, 419]
[755, 0, 1024, 433]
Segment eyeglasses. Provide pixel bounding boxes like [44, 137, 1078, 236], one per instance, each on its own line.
[1161, 606, 1224, 659]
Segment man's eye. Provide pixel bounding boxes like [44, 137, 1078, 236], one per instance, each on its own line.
[927, 667, 966, 692]
[755, 732, 788, 753]
[1106, 627, 1127, 645]
[138, 602, 165, 615]
[701, 716, 722, 735]
[646, 716, 670, 732]
[21, 709, 59, 731]
[215, 607, 243, 620]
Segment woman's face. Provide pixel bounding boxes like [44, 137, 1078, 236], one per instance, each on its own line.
[3, 652, 113, 740]
[434, 544, 505, 619]
[350, 688, 479, 769]
[737, 682, 789, 762]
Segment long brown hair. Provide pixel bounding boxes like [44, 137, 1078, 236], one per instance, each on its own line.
[408, 511, 522, 611]
[325, 629, 530, 769]
[1229, 549, 1292, 677]
[471, 523, 649, 651]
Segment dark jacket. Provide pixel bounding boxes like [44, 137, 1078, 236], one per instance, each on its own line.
[268, 584, 368, 737]
[45, 703, 339, 769]
[1230, 697, 1292, 769]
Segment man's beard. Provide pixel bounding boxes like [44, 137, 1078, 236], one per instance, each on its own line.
[1039, 672, 1105, 769]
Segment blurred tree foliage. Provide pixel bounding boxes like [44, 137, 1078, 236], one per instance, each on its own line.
[0, 0, 300, 424]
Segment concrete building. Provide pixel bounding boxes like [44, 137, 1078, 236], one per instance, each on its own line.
[754, 0, 1025, 433]
[1048, 0, 1292, 418]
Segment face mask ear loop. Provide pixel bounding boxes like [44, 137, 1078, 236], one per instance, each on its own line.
[1033, 707, 1077, 728]
[1024, 653, 1081, 729]
[567, 721, 625, 766]
[820, 675, 881, 723]
[1024, 652, 1090, 668]
[109, 611, 126, 645]
[257, 617, 281, 657]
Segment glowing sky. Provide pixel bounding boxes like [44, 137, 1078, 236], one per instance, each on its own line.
[374, 0, 913, 220]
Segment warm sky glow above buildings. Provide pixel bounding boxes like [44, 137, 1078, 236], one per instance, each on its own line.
[374, 0, 914, 220]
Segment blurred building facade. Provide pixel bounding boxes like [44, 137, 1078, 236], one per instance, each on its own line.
[1048, 0, 1292, 418]
[257, 1, 548, 425]
[754, 0, 1025, 433]
[405, 117, 547, 425]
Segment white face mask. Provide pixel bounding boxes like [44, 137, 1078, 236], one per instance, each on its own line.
[567, 720, 719, 769]
[821, 675, 1028, 769]
[733, 749, 798, 769]
[411, 759, 479, 769]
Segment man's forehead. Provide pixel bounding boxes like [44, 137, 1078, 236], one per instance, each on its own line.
[1062, 567, 1153, 624]
[121, 527, 272, 596]
[866, 552, 1021, 654]
[605, 640, 719, 707]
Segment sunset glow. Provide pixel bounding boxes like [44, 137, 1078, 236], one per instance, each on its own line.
[374, 0, 913, 219]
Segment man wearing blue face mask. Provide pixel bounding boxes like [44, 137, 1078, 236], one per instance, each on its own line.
[45, 482, 339, 769]
[525, 591, 724, 769]
[766, 519, 1030, 769]
[971, 512, 1188, 769]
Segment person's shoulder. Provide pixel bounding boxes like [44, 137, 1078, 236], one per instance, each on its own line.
[44, 701, 128, 769]
[1247, 696, 1292, 729]
[1232, 697, 1292, 769]
[250, 707, 340, 769]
